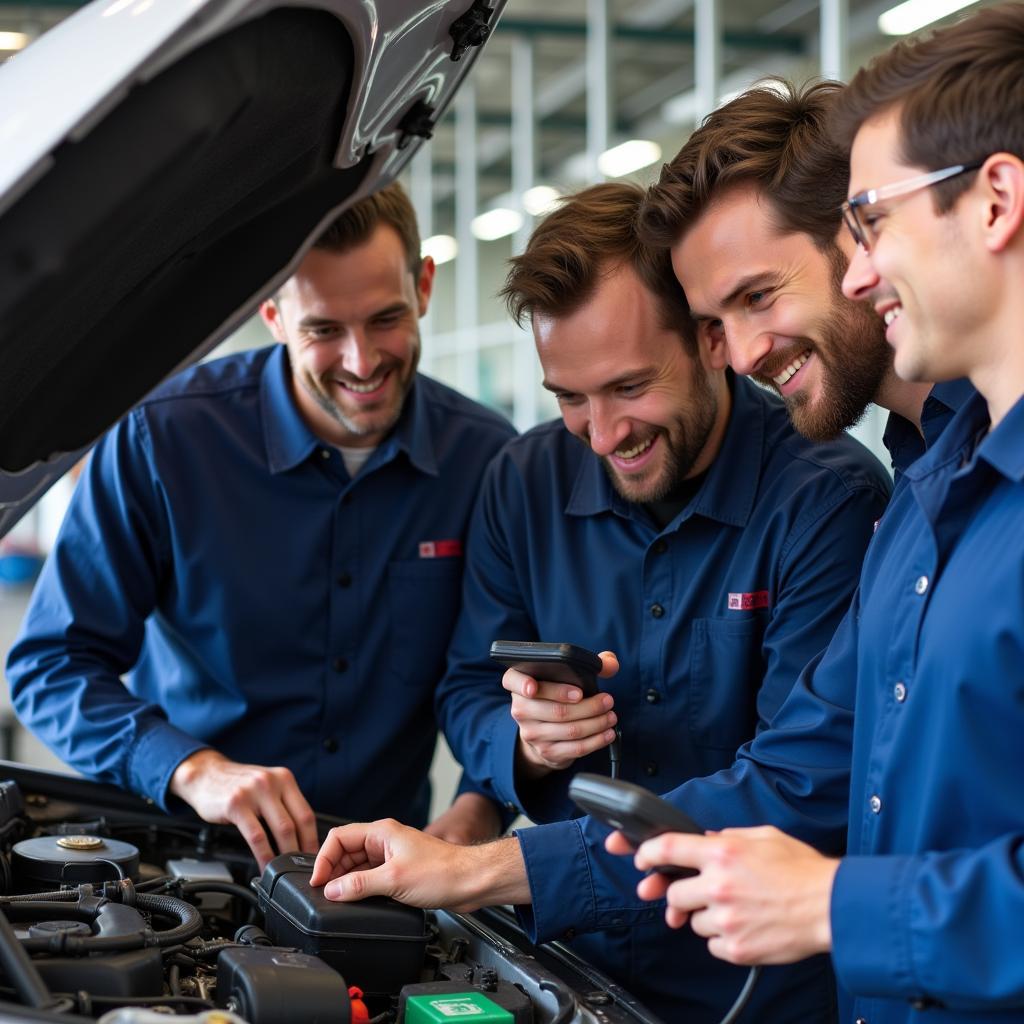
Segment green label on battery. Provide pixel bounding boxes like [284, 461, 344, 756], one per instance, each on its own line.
[405, 992, 514, 1022]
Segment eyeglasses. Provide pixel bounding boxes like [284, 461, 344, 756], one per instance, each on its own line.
[841, 161, 984, 252]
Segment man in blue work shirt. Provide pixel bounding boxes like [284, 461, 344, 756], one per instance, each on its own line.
[604, 10, 1024, 1023]
[314, 180, 891, 1022]
[6, 184, 515, 869]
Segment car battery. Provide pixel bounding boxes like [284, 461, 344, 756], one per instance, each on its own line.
[253, 852, 429, 996]
[403, 991, 514, 1023]
[399, 980, 531, 1023]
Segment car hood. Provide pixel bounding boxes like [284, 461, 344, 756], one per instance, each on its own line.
[0, 0, 502, 538]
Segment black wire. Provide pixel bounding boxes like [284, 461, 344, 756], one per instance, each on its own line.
[717, 965, 761, 1024]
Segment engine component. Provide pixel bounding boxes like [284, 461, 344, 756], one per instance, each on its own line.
[400, 980, 532, 1024]
[32, 947, 164, 998]
[167, 858, 234, 911]
[254, 853, 428, 997]
[12, 835, 139, 891]
[216, 945, 351, 1024]
[98, 1010, 248, 1024]
[403, 990, 514, 1023]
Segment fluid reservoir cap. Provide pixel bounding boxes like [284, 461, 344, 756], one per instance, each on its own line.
[28, 920, 91, 939]
[56, 835, 105, 851]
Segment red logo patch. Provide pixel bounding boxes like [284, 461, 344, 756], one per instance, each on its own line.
[727, 590, 770, 611]
[418, 539, 463, 559]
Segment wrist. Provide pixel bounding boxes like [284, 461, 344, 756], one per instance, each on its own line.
[454, 837, 531, 909]
[169, 747, 219, 796]
[515, 738, 553, 781]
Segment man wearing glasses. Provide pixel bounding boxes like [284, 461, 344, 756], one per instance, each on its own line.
[606, 7, 1024, 1022]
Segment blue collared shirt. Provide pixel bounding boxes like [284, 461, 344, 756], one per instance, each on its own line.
[440, 375, 891, 1022]
[6, 345, 514, 825]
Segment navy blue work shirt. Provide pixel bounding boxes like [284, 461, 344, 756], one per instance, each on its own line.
[6, 345, 514, 825]
[439, 374, 891, 1023]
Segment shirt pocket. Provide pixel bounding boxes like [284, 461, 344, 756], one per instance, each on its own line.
[387, 559, 464, 688]
[688, 616, 766, 750]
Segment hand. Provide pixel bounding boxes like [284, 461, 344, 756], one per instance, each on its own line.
[309, 820, 531, 912]
[622, 826, 839, 966]
[424, 792, 503, 845]
[169, 749, 319, 871]
[506, 650, 620, 778]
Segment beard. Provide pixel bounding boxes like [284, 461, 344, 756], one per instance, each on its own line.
[754, 247, 892, 443]
[304, 344, 420, 442]
[599, 369, 719, 504]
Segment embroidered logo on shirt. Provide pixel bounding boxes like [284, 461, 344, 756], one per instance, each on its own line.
[418, 540, 463, 558]
[727, 590, 770, 611]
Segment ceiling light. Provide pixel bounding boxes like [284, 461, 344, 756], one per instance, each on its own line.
[471, 208, 523, 242]
[597, 140, 662, 179]
[0, 31, 29, 51]
[522, 186, 561, 217]
[878, 0, 979, 36]
[421, 234, 457, 265]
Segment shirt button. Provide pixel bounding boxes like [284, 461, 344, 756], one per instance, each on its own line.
[650, 603, 665, 619]
[894, 681, 907, 703]
[323, 737, 338, 753]
[645, 689, 661, 704]
[320, 448, 331, 460]
[332, 657, 348, 672]
[869, 794, 882, 814]
[653, 539, 668, 555]
[855, 1019, 868, 1024]
[336, 572, 352, 588]
[914, 575, 929, 595]
[644, 761, 658, 776]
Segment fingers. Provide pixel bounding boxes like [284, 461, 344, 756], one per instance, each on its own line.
[309, 823, 376, 887]
[604, 830, 636, 856]
[597, 650, 619, 678]
[634, 832, 710, 874]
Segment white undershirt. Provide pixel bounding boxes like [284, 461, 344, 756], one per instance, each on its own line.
[336, 444, 377, 477]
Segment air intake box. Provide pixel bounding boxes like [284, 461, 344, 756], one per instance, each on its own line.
[253, 853, 429, 996]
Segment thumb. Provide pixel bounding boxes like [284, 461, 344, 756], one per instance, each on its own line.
[324, 866, 390, 902]
[598, 650, 619, 679]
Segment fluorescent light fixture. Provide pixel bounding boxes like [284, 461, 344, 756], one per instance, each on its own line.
[0, 31, 29, 51]
[522, 186, 561, 217]
[421, 234, 457, 265]
[878, 0, 978, 36]
[597, 139, 662, 178]
[471, 208, 523, 242]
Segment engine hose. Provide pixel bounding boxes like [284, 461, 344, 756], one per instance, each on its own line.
[179, 880, 259, 910]
[2, 888, 202, 954]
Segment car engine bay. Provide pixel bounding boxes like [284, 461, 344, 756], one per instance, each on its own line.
[0, 764, 655, 1024]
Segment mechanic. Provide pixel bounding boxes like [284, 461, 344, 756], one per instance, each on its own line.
[5, 183, 515, 869]
[612, 10, 1024, 1023]
[307, 79, 985, 1022]
[321, 180, 891, 1023]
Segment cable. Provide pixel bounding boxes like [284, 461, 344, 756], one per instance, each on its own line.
[717, 965, 761, 1024]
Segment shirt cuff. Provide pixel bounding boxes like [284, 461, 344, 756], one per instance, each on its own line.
[127, 721, 209, 812]
[513, 819, 597, 943]
[831, 854, 920, 999]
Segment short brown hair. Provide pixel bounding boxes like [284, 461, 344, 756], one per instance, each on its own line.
[833, 3, 1024, 213]
[639, 80, 848, 253]
[314, 182, 421, 273]
[502, 182, 695, 353]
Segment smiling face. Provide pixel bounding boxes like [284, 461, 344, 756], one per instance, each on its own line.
[673, 185, 891, 442]
[261, 224, 433, 447]
[535, 263, 729, 504]
[841, 110, 984, 386]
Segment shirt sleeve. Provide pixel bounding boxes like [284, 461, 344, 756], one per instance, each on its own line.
[434, 453, 532, 816]
[832, 838, 1024, 1010]
[5, 410, 206, 808]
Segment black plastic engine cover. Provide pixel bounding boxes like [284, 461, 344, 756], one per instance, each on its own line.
[217, 946, 351, 1024]
[25, 947, 163, 998]
[254, 853, 428, 996]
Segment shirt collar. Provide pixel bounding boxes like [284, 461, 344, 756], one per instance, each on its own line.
[261, 345, 438, 477]
[978, 391, 1024, 483]
[882, 378, 975, 476]
[565, 373, 763, 529]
